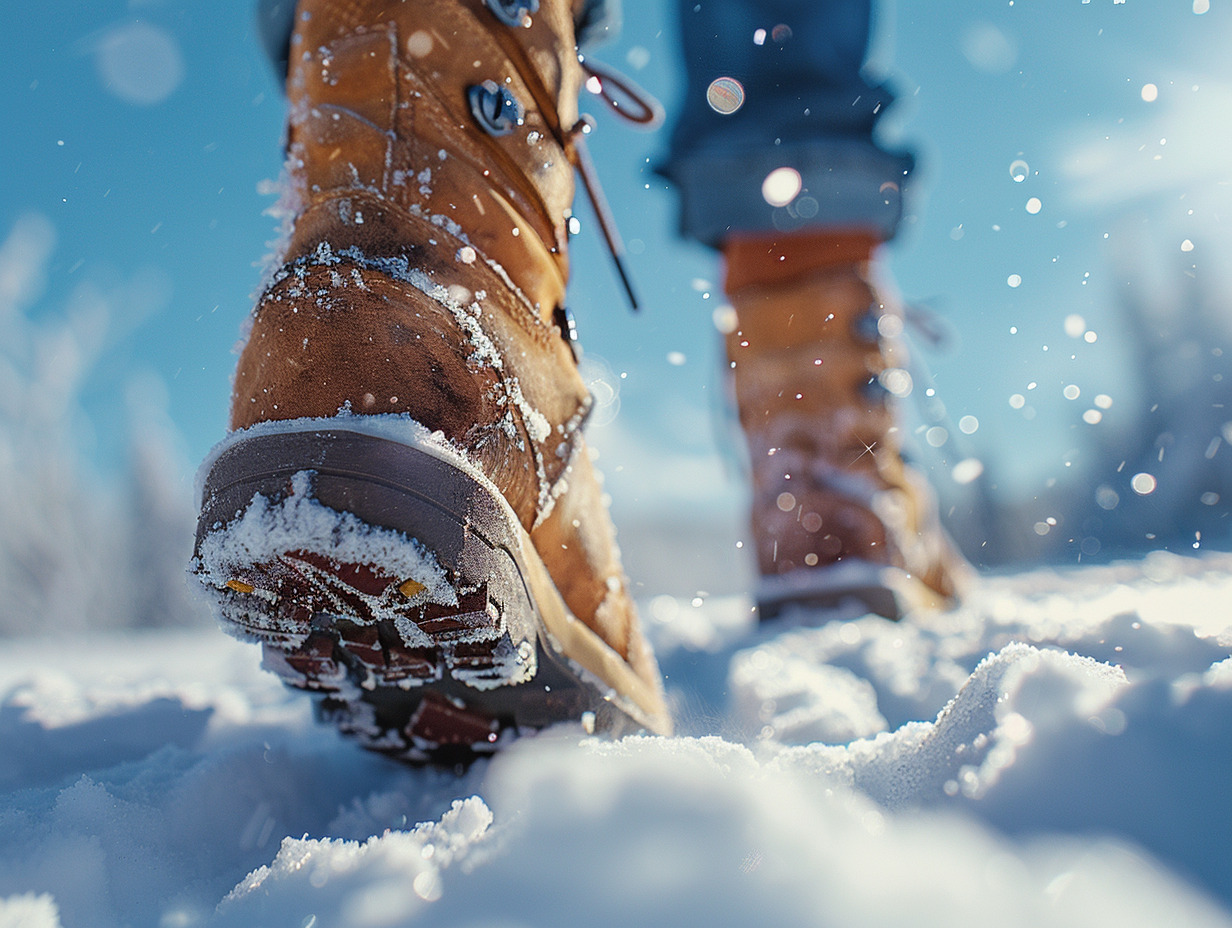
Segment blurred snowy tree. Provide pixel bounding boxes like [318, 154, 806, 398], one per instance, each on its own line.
[1069, 257, 1232, 558]
[0, 216, 204, 635]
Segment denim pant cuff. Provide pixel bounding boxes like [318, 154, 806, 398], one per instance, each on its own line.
[666, 138, 912, 247]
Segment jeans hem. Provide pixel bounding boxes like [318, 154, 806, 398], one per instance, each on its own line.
[665, 138, 912, 247]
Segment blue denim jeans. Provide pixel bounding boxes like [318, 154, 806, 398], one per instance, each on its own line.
[663, 0, 912, 245]
[256, 0, 912, 244]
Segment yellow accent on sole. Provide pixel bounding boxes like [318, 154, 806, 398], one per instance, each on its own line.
[398, 578, 426, 599]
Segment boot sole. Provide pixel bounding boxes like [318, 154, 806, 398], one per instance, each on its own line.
[756, 559, 950, 622]
[193, 417, 670, 763]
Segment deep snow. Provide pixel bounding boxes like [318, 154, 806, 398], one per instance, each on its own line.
[1, 551, 1230, 927]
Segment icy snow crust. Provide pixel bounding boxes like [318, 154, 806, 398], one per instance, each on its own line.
[3, 552, 1232, 926]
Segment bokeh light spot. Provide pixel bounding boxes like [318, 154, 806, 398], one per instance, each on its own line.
[96, 22, 184, 106]
[761, 167, 802, 207]
[1131, 472, 1158, 495]
[706, 77, 745, 115]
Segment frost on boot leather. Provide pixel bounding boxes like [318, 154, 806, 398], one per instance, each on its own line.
[192, 0, 670, 763]
[722, 231, 968, 622]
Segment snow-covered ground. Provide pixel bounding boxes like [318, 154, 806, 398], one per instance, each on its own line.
[1, 551, 1230, 927]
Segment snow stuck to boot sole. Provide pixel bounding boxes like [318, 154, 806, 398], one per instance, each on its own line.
[193, 416, 668, 763]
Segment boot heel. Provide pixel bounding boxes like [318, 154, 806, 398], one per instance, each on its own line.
[193, 418, 668, 761]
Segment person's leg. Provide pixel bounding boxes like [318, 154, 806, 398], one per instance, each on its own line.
[194, 0, 669, 763]
[666, 0, 908, 244]
[666, 0, 965, 619]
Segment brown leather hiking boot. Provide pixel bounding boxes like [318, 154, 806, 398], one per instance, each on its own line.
[722, 230, 968, 621]
[192, 0, 670, 762]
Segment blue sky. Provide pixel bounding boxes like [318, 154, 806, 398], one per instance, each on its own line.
[3, 0, 1230, 540]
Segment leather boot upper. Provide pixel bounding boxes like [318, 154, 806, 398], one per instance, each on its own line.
[234, 0, 592, 523]
[722, 234, 963, 605]
[282, 0, 584, 315]
[229, 0, 662, 687]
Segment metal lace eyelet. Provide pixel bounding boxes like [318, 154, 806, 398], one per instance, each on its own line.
[467, 81, 524, 137]
[484, 0, 539, 28]
[554, 304, 579, 342]
[553, 304, 580, 362]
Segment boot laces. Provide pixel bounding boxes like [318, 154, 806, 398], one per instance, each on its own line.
[487, 23, 660, 313]
[578, 56, 664, 128]
[562, 57, 664, 312]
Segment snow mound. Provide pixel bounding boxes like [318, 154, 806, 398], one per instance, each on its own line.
[0, 553, 1230, 926]
[213, 730, 1232, 928]
[770, 643, 1128, 806]
[217, 798, 492, 927]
